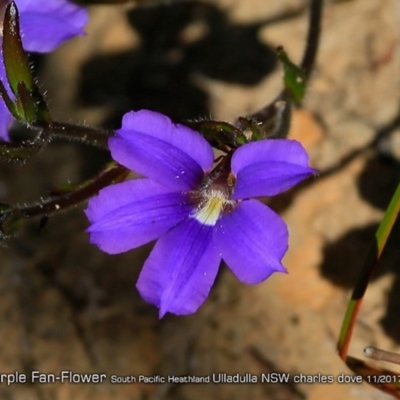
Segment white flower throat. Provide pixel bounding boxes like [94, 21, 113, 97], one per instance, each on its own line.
[193, 189, 234, 226]
[190, 158, 237, 226]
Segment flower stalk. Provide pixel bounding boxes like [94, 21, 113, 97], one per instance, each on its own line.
[1, 162, 129, 237]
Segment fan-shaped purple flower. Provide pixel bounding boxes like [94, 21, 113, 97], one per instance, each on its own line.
[86, 110, 317, 317]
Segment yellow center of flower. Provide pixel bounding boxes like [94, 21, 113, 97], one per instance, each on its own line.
[192, 190, 233, 226]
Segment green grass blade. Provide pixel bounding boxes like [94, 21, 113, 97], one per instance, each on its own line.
[338, 182, 400, 359]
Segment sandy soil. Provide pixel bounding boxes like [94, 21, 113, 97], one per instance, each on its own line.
[0, 0, 399, 399]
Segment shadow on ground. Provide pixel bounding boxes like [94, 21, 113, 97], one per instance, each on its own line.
[77, 1, 278, 127]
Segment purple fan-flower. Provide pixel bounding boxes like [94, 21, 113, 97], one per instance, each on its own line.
[0, 0, 88, 140]
[86, 110, 316, 317]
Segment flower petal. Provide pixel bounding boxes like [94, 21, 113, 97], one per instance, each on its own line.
[85, 179, 192, 254]
[213, 199, 287, 284]
[0, 101, 13, 141]
[136, 218, 221, 317]
[231, 139, 317, 199]
[119, 110, 214, 171]
[109, 110, 214, 190]
[17, 0, 88, 52]
[0, 55, 13, 141]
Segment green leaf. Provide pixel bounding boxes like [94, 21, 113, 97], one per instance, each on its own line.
[3, 2, 34, 95]
[1, 2, 51, 125]
[16, 82, 37, 122]
[187, 120, 247, 150]
[0, 78, 19, 119]
[236, 117, 263, 142]
[276, 46, 306, 103]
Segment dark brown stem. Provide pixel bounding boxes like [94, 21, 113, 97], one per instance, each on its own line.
[301, 0, 323, 81]
[15, 163, 128, 219]
[36, 121, 112, 150]
[0, 121, 111, 163]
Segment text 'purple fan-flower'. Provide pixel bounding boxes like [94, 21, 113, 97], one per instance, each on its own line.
[85, 110, 317, 317]
[0, 0, 88, 140]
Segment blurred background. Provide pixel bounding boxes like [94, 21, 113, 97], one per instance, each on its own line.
[0, 0, 399, 399]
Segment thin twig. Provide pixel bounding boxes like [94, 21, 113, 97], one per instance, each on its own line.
[300, 0, 323, 81]
[364, 346, 400, 366]
[245, 0, 323, 133]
